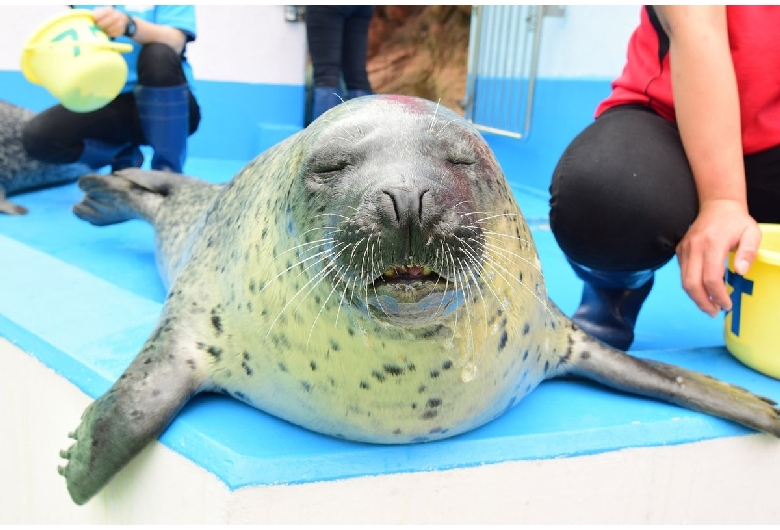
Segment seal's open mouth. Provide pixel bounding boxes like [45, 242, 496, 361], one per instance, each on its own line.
[370, 265, 448, 303]
[377, 265, 438, 283]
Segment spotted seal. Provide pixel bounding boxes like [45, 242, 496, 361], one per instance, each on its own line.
[61, 94, 780, 505]
[0, 100, 89, 215]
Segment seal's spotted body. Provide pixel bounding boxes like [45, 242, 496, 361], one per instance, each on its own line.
[62, 95, 780, 505]
[0, 100, 89, 215]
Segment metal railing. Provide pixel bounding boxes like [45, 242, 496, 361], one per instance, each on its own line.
[464, 5, 564, 139]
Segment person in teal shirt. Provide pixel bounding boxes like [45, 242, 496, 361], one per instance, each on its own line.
[23, 5, 200, 173]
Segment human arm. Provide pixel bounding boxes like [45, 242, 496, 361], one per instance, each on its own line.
[91, 6, 187, 55]
[655, 5, 762, 317]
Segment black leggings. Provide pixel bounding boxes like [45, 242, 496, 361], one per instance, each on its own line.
[22, 43, 201, 165]
[549, 104, 780, 272]
[305, 5, 373, 90]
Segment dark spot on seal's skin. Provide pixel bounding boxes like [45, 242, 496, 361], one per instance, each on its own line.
[310, 361, 317, 371]
[581, 350, 590, 360]
[522, 350, 529, 361]
[278, 362, 288, 372]
[152, 389, 161, 397]
[211, 311, 223, 336]
[372, 371, 386, 383]
[243, 351, 251, 360]
[330, 339, 340, 351]
[348, 327, 355, 337]
[314, 295, 321, 305]
[383, 364, 404, 376]
[427, 398, 442, 408]
[242, 361, 253, 376]
[498, 330, 508, 351]
[429, 427, 444, 434]
[360, 381, 370, 390]
[393, 428, 402, 435]
[544, 360, 550, 373]
[421, 410, 438, 420]
[523, 322, 530, 335]
[442, 360, 453, 370]
[207, 346, 223, 360]
[412, 436, 430, 443]
[249, 280, 256, 293]
[261, 228, 268, 240]
[430, 370, 440, 379]
[418, 384, 427, 393]
[421, 325, 444, 339]
[144, 357, 152, 365]
[301, 381, 312, 392]
[406, 362, 416, 372]
[186, 359, 197, 370]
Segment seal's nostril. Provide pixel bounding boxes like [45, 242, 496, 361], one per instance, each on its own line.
[382, 187, 429, 225]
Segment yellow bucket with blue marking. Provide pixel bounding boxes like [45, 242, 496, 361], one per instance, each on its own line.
[724, 223, 780, 379]
[20, 9, 133, 113]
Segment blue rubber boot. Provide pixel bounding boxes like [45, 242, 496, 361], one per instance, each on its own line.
[111, 145, 144, 173]
[345, 88, 373, 101]
[311, 86, 343, 122]
[568, 259, 655, 350]
[134, 84, 190, 173]
[78, 139, 137, 171]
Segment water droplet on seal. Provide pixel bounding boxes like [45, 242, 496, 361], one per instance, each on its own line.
[461, 363, 478, 382]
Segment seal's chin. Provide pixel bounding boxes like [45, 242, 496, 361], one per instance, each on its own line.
[362, 265, 464, 325]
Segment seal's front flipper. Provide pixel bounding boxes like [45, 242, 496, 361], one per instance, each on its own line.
[0, 190, 27, 215]
[58, 318, 210, 505]
[564, 329, 780, 437]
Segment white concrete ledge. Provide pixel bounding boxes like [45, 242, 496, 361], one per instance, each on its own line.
[3, 338, 780, 524]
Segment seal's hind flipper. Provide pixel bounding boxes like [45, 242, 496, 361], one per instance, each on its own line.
[58, 318, 209, 505]
[0, 190, 27, 215]
[73, 168, 205, 226]
[565, 329, 780, 437]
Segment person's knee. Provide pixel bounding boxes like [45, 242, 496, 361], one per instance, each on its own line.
[21, 118, 55, 162]
[549, 142, 621, 265]
[137, 43, 186, 87]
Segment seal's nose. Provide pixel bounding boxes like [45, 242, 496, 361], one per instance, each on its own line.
[381, 187, 428, 227]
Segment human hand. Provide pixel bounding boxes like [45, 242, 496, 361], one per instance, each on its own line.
[676, 199, 762, 317]
[91, 6, 130, 39]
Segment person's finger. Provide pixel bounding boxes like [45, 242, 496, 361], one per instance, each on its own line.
[734, 222, 762, 275]
[679, 240, 719, 316]
[702, 242, 731, 311]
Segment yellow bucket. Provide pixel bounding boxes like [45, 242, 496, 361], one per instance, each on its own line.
[21, 9, 133, 113]
[724, 223, 780, 379]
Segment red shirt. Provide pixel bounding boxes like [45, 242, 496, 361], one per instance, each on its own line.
[597, 6, 780, 155]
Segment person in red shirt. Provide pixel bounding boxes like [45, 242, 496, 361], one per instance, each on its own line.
[549, 5, 780, 350]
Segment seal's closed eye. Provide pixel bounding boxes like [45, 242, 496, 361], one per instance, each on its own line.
[446, 156, 477, 166]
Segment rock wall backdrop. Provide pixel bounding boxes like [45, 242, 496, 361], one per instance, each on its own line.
[366, 5, 471, 115]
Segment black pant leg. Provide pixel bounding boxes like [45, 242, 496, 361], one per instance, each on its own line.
[549, 105, 699, 272]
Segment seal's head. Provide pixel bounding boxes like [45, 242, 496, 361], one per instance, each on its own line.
[292, 95, 535, 328]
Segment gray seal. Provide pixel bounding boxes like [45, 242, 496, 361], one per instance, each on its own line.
[60, 94, 780, 505]
[0, 100, 89, 215]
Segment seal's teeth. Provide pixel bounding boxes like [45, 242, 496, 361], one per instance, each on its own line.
[57, 464, 68, 476]
[67, 431, 77, 440]
[60, 448, 72, 459]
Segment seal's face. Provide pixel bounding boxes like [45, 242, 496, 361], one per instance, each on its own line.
[297, 96, 517, 327]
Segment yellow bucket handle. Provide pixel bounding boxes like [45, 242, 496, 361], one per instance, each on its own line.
[23, 41, 133, 54]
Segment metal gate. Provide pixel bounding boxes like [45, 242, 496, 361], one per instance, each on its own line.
[464, 5, 564, 139]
